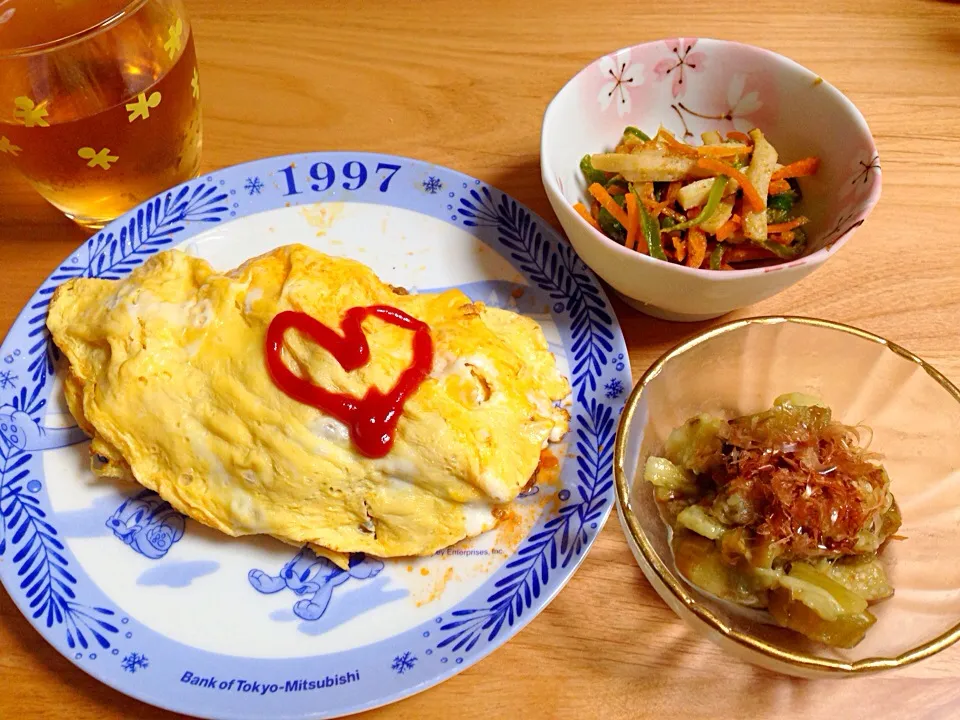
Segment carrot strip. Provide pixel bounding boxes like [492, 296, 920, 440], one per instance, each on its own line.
[645, 181, 682, 216]
[624, 193, 639, 250]
[635, 228, 649, 255]
[605, 184, 627, 197]
[767, 178, 791, 195]
[588, 183, 629, 227]
[696, 157, 765, 212]
[767, 216, 808, 234]
[664, 181, 682, 205]
[726, 131, 752, 145]
[768, 231, 796, 245]
[574, 202, 601, 231]
[715, 215, 741, 242]
[657, 129, 699, 157]
[590, 201, 600, 220]
[673, 236, 687, 263]
[697, 144, 751, 158]
[686, 228, 707, 268]
[771, 157, 820, 180]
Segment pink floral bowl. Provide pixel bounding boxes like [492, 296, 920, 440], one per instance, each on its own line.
[540, 38, 882, 322]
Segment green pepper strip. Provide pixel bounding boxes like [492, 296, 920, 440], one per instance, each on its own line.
[665, 175, 728, 233]
[710, 243, 726, 270]
[757, 239, 804, 259]
[630, 183, 667, 260]
[624, 126, 651, 141]
[604, 173, 626, 188]
[639, 201, 667, 260]
[579, 154, 607, 186]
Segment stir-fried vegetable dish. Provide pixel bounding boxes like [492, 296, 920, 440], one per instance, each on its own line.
[644, 393, 902, 648]
[574, 126, 820, 270]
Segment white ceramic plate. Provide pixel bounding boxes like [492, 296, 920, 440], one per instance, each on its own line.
[0, 153, 630, 719]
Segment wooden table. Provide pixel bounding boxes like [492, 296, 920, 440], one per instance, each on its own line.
[3, 1, 960, 717]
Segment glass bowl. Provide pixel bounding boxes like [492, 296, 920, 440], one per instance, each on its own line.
[613, 316, 960, 677]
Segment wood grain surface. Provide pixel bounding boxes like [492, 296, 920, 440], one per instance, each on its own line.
[2, 1, 960, 718]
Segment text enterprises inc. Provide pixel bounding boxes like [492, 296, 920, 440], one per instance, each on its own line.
[180, 670, 361, 694]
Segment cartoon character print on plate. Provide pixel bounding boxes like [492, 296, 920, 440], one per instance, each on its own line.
[107, 490, 186, 559]
[0, 403, 87, 453]
[248, 548, 385, 621]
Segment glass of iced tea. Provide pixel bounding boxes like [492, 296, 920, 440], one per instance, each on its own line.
[0, 0, 202, 228]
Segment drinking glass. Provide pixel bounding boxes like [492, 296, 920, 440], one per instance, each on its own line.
[0, 0, 202, 229]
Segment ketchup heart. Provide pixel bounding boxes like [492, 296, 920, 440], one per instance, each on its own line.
[265, 306, 434, 458]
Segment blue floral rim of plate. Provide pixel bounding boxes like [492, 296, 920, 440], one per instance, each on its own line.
[0, 152, 631, 719]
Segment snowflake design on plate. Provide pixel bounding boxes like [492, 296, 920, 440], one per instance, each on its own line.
[121, 652, 149, 673]
[604, 378, 624, 399]
[244, 177, 264, 195]
[391, 651, 417, 674]
[0, 370, 16, 390]
[422, 176, 443, 194]
[598, 48, 644, 117]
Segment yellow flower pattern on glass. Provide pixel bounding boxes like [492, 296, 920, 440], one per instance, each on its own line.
[0, 136, 21, 156]
[13, 96, 49, 128]
[191, 68, 200, 100]
[78, 147, 119, 170]
[126, 91, 162, 122]
[163, 18, 183, 59]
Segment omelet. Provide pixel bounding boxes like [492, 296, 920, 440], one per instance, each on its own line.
[47, 244, 570, 561]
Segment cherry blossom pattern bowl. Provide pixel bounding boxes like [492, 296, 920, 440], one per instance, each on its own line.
[540, 38, 882, 322]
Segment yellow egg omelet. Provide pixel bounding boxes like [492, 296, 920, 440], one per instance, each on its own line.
[47, 244, 571, 562]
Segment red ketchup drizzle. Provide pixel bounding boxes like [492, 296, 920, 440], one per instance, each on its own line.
[264, 307, 433, 458]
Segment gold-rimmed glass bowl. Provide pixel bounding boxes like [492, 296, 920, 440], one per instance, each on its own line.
[614, 316, 960, 677]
